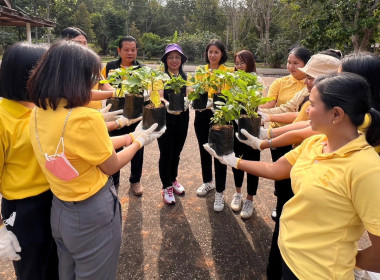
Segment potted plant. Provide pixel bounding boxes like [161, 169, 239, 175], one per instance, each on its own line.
[164, 74, 187, 112]
[137, 66, 170, 131]
[208, 96, 240, 156]
[187, 66, 209, 109]
[206, 69, 234, 110]
[230, 70, 272, 140]
[100, 66, 145, 119]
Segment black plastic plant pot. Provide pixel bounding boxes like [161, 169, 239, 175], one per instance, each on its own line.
[192, 92, 208, 110]
[213, 93, 224, 110]
[124, 94, 144, 119]
[238, 115, 261, 140]
[208, 124, 234, 156]
[168, 91, 184, 112]
[106, 97, 125, 112]
[142, 101, 166, 132]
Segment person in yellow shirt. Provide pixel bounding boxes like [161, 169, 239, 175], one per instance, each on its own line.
[193, 39, 233, 213]
[204, 72, 380, 279]
[0, 42, 58, 279]
[27, 40, 164, 280]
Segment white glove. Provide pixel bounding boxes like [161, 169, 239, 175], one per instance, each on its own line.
[117, 115, 142, 128]
[135, 123, 166, 147]
[259, 111, 271, 125]
[184, 97, 190, 111]
[236, 129, 264, 151]
[206, 98, 213, 109]
[165, 102, 180, 115]
[100, 104, 123, 122]
[129, 122, 144, 141]
[0, 225, 21, 262]
[259, 127, 269, 140]
[203, 144, 240, 168]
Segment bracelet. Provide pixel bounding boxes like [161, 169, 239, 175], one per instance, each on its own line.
[268, 139, 276, 150]
[269, 128, 274, 139]
[115, 119, 122, 129]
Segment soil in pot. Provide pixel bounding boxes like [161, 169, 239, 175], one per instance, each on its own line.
[208, 124, 234, 156]
[168, 90, 184, 112]
[192, 92, 208, 110]
[124, 94, 144, 119]
[142, 101, 166, 131]
[106, 97, 125, 112]
[238, 115, 261, 140]
[212, 93, 225, 110]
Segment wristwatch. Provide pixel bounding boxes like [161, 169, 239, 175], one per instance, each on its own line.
[268, 139, 276, 150]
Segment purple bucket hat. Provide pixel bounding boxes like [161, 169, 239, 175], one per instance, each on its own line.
[160, 43, 188, 63]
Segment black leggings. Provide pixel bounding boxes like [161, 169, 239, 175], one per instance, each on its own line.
[194, 109, 227, 192]
[158, 110, 189, 188]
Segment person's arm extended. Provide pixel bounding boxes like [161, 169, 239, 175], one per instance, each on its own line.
[356, 232, 380, 272]
[260, 126, 317, 150]
[267, 112, 299, 124]
[238, 156, 292, 181]
[91, 89, 115, 101]
[259, 99, 276, 109]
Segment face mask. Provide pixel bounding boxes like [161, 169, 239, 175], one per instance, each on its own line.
[35, 109, 79, 181]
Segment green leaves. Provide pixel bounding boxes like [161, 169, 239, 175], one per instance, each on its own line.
[164, 75, 187, 94]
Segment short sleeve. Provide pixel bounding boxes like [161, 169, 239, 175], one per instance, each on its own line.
[267, 78, 282, 99]
[73, 111, 113, 166]
[284, 140, 304, 166]
[351, 167, 380, 236]
[101, 65, 107, 78]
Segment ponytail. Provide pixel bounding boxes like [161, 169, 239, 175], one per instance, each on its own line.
[366, 108, 380, 147]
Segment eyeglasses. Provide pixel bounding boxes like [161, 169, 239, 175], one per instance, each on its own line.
[234, 62, 246, 67]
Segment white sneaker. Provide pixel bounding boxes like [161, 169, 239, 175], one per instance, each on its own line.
[230, 193, 243, 212]
[162, 187, 175, 205]
[240, 200, 254, 219]
[214, 192, 225, 212]
[196, 181, 215, 196]
[172, 180, 185, 195]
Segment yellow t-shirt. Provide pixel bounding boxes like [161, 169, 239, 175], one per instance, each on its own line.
[267, 74, 306, 128]
[280, 134, 380, 280]
[87, 82, 102, 110]
[194, 64, 233, 98]
[0, 99, 50, 199]
[293, 100, 310, 123]
[29, 99, 113, 201]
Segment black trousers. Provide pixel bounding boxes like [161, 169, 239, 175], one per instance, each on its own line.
[1, 190, 59, 280]
[282, 260, 299, 280]
[158, 110, 189, 188]
[194, 109, 227, 192]
[267, 145, 294, 280]
[109, 121, 144, 187]
[232, 122, 260, 195]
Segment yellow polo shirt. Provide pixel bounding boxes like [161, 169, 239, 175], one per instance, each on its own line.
[293, 100, 310, 123]
[280, 134, 380, 280]
[0, 99, 49, 199]
[194, 64, 233, 98]
[29, 100, 113, 202]
[267, 74, 306, 128]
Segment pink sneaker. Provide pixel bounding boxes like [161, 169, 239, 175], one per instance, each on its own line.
[172, 180, 185, 195]
[162, 187, 175, 205]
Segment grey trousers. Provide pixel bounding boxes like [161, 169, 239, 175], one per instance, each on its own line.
[51, 178, 122, 280]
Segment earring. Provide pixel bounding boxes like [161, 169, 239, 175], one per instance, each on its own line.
[333, 120, 335, 124]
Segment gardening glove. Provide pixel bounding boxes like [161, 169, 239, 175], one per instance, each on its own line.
[184, 97, 190, 111]
[143, 90, 150, 101]
[100, 104, 123, 122]
[165, 102, 180, 115]
[135, 123, 167, 148]
[259, 127, 269, 140]
[206, 98, 213, 110]
[259, 111, 271, 125]
[203, 144, 240, 168]
[116, 115, 142, 128]
[0, 225, 21, 262]
[236, 129, 264, 151]
[129, 122, 144, 141]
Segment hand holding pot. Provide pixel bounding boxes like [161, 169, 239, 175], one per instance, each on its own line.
[259, 111, 270, 125]
[236, 129, 263, 151]
[0, 225, 21, 261]
[135, 123, 166, 148]
[259, 127, 269, 140]
[165, 102, 180, 115]
[117, 115, 142, 128]
[100, 104, 123, 122]
[203, 144, 240, 168]
[184, 97, 190, 111]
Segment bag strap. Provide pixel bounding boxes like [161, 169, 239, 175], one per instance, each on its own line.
[35, 108, 73, 157]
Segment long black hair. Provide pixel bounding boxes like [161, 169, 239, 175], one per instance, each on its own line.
[315, 73, 380, 147]
[205, 39, 228, 65]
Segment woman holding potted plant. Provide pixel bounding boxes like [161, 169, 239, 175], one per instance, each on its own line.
[157, 44, 189, 205]
[27, 40, 165, 280]
[230, 50, 262, 219]
[204, 72, 380, 280]
[193, 39, 233, 212]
